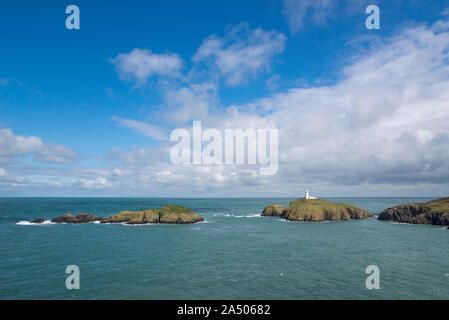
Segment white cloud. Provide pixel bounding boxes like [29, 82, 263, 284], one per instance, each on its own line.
[108, 147, 166, 165]
[282, 0, 363, 33]
[72, 177, 111, 190]
[111, 48, 183, 83]
[6, 17, 449, 197]
[265, 74, 281, 90]
[192, 23, 286, 86]
[0, 168, 25, 185]
[111, 116, 167, 140]
[161, 82, 218, 124]
[115, 16, 449, 194]
[0, 129, 77, 164]
[239, 19, 449, 186]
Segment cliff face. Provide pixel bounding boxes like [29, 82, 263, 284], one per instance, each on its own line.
[262, 199, 372, 222]
[261, 204, 287, 217]
[378, 197, 449, 226]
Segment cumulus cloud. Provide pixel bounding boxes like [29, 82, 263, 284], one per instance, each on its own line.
[111, 48, 183, 83]
[238, 19, 449, 186]
[192, 23, 286, 86]
[161, 82, 218, 124]
[113, 16, 449, 193]
[0, 129, 77, 164]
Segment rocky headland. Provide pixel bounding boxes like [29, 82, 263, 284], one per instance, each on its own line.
[378, 197, 449, 226]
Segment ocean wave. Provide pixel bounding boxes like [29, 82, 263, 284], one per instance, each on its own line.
[16, 220, 54, 226]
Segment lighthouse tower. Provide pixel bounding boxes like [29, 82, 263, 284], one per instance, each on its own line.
[304, 190, 318, 200]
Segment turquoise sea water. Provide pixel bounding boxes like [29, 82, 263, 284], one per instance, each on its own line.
[0, 197, 448, 300]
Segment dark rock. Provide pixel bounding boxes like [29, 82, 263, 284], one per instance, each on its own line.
[51, 213, 103, 224]
[31, 218, 45, 224]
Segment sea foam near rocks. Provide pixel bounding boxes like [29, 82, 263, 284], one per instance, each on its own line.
[16, 220, 54, 225]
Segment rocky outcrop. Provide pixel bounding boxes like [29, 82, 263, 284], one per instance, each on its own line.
[31, 218, 45, 224]
[262, 204, 287, 217]
[378, 197, 449, 226]
[101, 209, 160, 224]
[262, 199, 372, 222]
[102, 205, 204, 225]
[51, 213, 103, 224]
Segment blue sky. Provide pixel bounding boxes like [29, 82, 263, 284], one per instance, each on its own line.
[1, 0, 449, 197]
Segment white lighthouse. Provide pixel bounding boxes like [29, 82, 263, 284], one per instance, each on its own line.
[304, 190, 318, 200]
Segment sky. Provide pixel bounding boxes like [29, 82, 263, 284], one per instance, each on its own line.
[1, 0, 449, 197]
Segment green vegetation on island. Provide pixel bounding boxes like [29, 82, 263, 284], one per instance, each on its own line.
[262, 198, 372, 222]
[102, 205, 204, 225]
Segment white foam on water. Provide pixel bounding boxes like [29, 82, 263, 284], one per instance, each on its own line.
[122, 222, 157, 226]
[391, 222, 414, 226]
[16, 220, 54, 226]
[228, 214, 262, 218]
[246, 214, 261, 218]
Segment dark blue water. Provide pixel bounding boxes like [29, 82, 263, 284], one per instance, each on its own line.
[1, 197, 448, 299]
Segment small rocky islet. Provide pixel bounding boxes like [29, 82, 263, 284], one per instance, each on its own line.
[378, 197, 449, 227]
[102, 205, 204, 225]
[31, 205, 203, 225]
[262, 198, 373, 222]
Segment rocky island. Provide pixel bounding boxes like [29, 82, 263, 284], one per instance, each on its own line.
[102, 205, 204, 225]
[30, 205, 204, 225]
[378, 197, 449, 227]
[262, 195, 372, 222]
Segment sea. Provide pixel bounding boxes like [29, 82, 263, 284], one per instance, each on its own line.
[0, 197, 448, 300]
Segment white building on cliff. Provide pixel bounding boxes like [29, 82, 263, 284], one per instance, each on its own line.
[304, 190, 318, 200]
